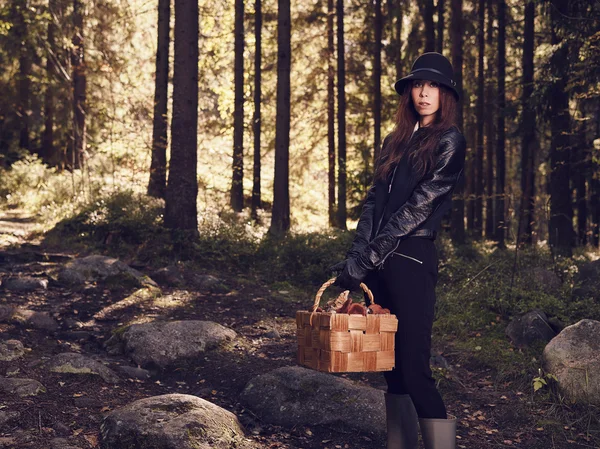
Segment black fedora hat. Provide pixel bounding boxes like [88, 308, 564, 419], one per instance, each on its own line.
[394, 52, 459, 101]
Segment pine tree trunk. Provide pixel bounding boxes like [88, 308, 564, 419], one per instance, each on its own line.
[517, 0, 536, 246]
[484, 0, 495, 239]
[148, 0, 170, 199]
[42, 0, 57, 164]
[165, 0, 199, 232]
[70, 0, 86, 170]
[231, 0, 245, 212]
[15, 1, 31, 152]
[474, 0, 484, 238]
[373, 0, 382, 165]
[466, 117, 476, 231]
[436, 0, 444, 53]
[495, 0, 506, 247]
[394, 0, 403, 80]
[548, 0, 573, 256]
[269, 0, 291, 235]
[327, 0, 336, 227]
[335, 0, 347, 230]
[450, 0, 465, 243]
[573, 105, 588, 246]
[419, 0, 435, 52]
[251, 0, 263, 220]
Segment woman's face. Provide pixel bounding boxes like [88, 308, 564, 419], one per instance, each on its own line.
[411, 79, 440, 124]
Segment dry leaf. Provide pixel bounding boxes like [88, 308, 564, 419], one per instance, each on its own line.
[84, 434, 98, 447]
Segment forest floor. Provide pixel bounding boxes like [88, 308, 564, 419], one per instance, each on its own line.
[0, 208, 597, 449]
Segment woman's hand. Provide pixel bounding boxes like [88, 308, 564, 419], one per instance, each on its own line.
[328, 260, 347, 274]
[331, 258, 368, 292]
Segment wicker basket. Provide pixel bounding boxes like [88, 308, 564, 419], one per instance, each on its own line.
[296, 278, 398, 373]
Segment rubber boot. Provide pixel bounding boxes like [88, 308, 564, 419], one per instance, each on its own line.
[418, 414, 457, 449]
[384, 393, 419, 449]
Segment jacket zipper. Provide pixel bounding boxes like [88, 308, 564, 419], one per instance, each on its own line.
[392, 252, 423, 264]
[378, 240, 401, 270]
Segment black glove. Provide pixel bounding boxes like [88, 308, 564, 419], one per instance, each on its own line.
[328, 260, 347, 275]
[333, 257, 369, 292]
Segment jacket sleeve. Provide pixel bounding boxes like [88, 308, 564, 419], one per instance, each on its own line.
[345, 134, 392, 259]
[355, 129, 466, 270]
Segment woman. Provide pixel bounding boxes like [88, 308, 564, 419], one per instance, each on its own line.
[330, 52, 466, 449]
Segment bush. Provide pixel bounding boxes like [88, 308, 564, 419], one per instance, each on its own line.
[46, 190, 165, 249]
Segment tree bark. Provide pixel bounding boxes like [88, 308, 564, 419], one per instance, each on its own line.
[231, 0, 245, 212]
[393, 0, 403, 80]
[327, 0, 336, 227]
[70, 0, 86, 170]
[269, 0, 291, 235]
[165, 0, 199, 232]
[148, 0, 170, 199]
[517, 0, 536, 246]
[15, 1, 31, 152]
[373, 0, 382, 165]
[484, 0, 495, 239]
[548, 0, 573, 256]
[419, 0, 435, 52]
[436, 0, 444, 53]
[474, 0, 484, 238]
[251, 0, 263, 220]
[42, 0, 57, 164]
[573, 104, 588, 246]
[495, 0, 506, 247]
[450, 0, 465, 243]
[335, 0, 347, 230]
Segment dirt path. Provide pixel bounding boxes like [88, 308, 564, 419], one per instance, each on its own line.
[0, 210, 593, 449]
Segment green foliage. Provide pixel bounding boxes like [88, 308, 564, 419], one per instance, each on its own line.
[533, 369, 558, 392]
[47, 190, 165, 248]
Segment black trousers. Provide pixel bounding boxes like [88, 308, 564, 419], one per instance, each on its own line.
[363, 236, 447, 419]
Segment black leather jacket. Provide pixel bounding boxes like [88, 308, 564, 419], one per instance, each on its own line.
[345, 125, 466, 271]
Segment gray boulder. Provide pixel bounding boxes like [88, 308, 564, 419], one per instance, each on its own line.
[58, 255, 157, 288]
[115, 320, 236, 369]
[525, 267, 562, 294]
[240, 366, 386, 437]
[1, 276, 48, 292]
[46, 353, 119, 383]
[0, 340, 26, 361]
[543, 319, 600, 405]
[100, 394, 252, 449]
[574, 260, 600, 300]
[0, 378, 46, 397]
[0, 306, 59, 331]
[506, 310, 557, 347]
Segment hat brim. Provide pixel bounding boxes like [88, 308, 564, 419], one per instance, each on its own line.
[394, 71, 459, 101]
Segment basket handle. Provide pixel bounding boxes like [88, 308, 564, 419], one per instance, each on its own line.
[309, 277, 375, 325]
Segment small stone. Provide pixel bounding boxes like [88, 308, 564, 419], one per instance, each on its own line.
[46, 353, 119, 383]
[0, 411, 19, 426]
[264, 330, 281, 339]
[10, 309, 59, 331]
[1, 276, 48, 292]
[0, 340, 25, 361]
[0, 377, 46, 397]
[53, 422, 71, 436]
[117, 365, 152, 380]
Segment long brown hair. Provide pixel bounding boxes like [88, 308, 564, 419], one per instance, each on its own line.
[375, 81, 459, 181]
